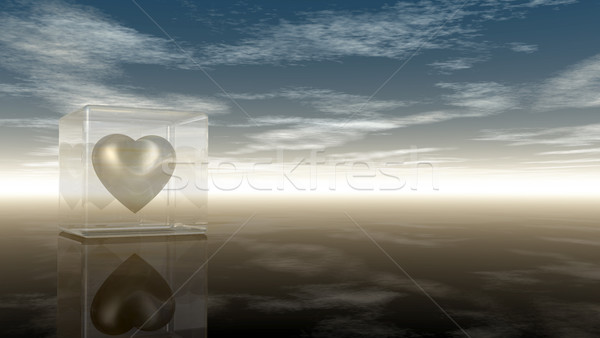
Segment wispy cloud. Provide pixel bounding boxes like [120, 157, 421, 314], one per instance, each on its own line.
[0, 0, 586, 171]
[478, 0, 577, 13]
[222, 88, 413, 153]
[429, 56, 488, 73]
[0, 83, 32, 96]
[0, 1, 229, 115]
[226, 115, 444, 154]
[0, 118, 58, 128]
[436, 82, 519, 114]
[198, 1, 471, 66]
[538, 148, 600, 155]
[325, 147, 448, 163]
[476, 270, 540, 286]
[475, 123, 600, 147]
[196, 0, 573, 66]
[469, 53, 600, 169]
[243, 241, 361, 277]
[535, 53, 600, 111]
[330, 230, 467, 248]
[228, 88, 409, 117]
[225, 82, 518, 154]
[507, 42, 538, 53]
[520, 0, 578, 7]
[227, 120, 379, 154]
[209, 283, 407, 336]
[542, 260, 600, 280]
[248, 283, 402, 312]
[524, 158, 600, 164]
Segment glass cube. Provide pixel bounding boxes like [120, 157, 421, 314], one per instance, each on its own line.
[57, 232, 207, 337]
[59, 105, 207, 237]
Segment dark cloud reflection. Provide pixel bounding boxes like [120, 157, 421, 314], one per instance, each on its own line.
[3, 198, 600, 337]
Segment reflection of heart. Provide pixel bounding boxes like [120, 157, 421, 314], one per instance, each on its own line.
[91, 254, 175, 335]
[92, 134, 176, 213]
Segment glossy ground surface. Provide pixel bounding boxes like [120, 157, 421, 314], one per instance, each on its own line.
[1, 195, 599, 337]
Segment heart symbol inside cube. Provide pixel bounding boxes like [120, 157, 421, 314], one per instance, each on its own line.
[92, 134, 176, 213]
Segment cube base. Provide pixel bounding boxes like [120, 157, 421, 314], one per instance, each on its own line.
[60, 223, 207, 239]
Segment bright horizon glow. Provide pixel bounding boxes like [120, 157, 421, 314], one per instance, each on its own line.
[3, 165, 599, 197]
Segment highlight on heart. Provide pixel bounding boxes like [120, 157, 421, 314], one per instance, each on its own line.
[91, 134, 177, 213]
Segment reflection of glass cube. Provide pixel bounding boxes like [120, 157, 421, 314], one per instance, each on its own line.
[59, 105, 207, 237]
[57, 233, 207, 337]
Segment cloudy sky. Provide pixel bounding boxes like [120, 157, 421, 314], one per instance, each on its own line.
[1, 0, 599, 194]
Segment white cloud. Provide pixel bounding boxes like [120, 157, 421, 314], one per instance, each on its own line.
[521, 0, 578, 7]
[0, 83, 32, 96]
[0, 1, 229, 115]
[478, 0, 577, 12]
[475, 123, 600, 147]
[198, 1, 471, 66]
[27, 145, 58, 157]
[0, 0, 584, 164]
[326, 147, 444, 163]
[508, 42, 538, 53]
[22, 161, 58, 168]
[525, 158, 600, 164]
[470, 54, 600, 170]
[227, 82, 518, 154]
[521, 164, 600, 170]
[0, 3, 188, 73]
[195, 0, 572, 66]
[221, 88, 415, 153]
[437, 82, 519, 114]
[229, 121, 370, 154]
[0, 0, 579, 123]
[535, 53, 600, 111]
[228, 88, 409, 117]
[429, 56, 487, 72]
[0, 118, 58, 128]
[538, 148, 600, 155]
[225, 116, 415, 154]
[33, 80, 229, 115]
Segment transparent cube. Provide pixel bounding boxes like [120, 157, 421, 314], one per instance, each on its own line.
[59, 105, 207, 237]
[57, 232, 207, 337]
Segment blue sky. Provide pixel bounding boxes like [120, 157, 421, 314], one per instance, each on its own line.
[1, 0, 599, 193]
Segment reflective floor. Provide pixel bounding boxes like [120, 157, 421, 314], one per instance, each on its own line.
[1, 196, 600, 337]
